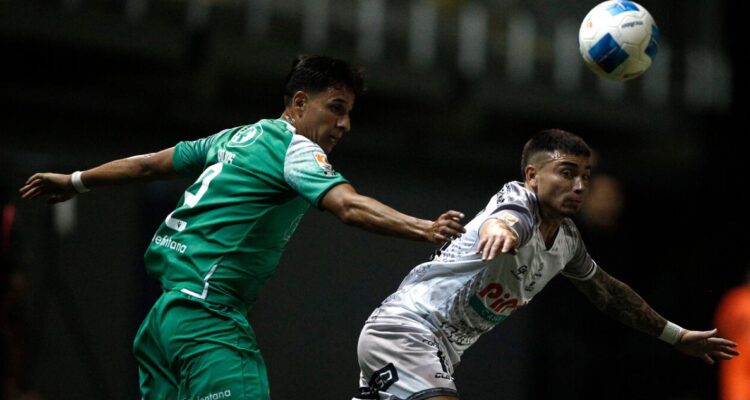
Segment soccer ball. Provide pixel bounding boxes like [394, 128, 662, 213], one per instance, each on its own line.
[578, 1, 660, 81]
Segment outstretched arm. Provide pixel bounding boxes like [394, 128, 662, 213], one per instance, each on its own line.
[20, 148, 177, 204]
[320, 183, 465, 244]
[571, 267, 739, 364]
[476, 218, 521, 261]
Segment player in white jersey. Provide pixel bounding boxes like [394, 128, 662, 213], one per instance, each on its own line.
[354, 129, 739, 400]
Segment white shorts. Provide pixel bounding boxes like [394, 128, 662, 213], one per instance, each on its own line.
[354, 313, 459, 400]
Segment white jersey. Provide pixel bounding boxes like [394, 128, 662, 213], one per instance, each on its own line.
[372, 181, 597, 366]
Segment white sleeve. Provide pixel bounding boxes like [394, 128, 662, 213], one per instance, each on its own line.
[561, 223, 597, 280]
[482, 182, 536, 247]
[283, 135, 348, 207]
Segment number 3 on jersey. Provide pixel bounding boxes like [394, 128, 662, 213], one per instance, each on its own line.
[165, 163, 223, 231]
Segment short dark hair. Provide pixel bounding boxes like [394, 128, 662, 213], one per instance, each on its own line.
[520, 129, 592, 178]
[283, 55, 366, 106]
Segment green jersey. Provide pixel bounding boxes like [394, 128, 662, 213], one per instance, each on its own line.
[144, 118, 347, 313]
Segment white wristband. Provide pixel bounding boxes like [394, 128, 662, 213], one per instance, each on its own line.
[658, 321, 684, 345]
[71, 171, 90, 193]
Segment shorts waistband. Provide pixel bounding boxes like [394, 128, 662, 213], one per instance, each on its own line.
[164, 288, 249, 316]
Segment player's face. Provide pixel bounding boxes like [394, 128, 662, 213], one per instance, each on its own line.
[294, 86, 355, 154]
[528, 151, 592, 219]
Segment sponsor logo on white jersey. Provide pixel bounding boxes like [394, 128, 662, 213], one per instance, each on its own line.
[497, 211, 519, 226]
[469, 282, 520, 323]
[312, 151, 336, 176]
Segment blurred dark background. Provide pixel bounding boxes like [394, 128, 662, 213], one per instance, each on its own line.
[1, 0, 744, 399]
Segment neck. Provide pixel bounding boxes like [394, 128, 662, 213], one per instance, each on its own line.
[524, 181, 563, 246]
[538, 204, 563, 247]
[280, 111, 295, 127]
[539, 219, 561, 241]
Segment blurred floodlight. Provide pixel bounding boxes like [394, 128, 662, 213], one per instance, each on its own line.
[356, 0, 386, 61]
[506, 10, 536, 84]
[408, 0, 438, 69]
[458, 2, 488, 78]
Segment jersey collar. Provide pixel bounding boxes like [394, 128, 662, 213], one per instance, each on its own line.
[278, 118, 296, 133]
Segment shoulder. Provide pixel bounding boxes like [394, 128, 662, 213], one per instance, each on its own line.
[286, 134, 328, 164]
[560, 218, 587, 251]
[494, 181, 538, 214]
[283, 134, 339, 178]
[562, 219, 589, 246]
[228, 118, 292, 139]
[498, 181, 535, 201]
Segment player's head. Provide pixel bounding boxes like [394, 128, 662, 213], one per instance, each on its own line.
[282, 55, 365, 154]
[521, 129, 593, 219]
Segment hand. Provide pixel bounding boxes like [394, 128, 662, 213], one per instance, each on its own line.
[477, 219, 518, 260]
[674, 328, 739, 364]
[19, 173, 77, 204]
[428, 211, 465, 244]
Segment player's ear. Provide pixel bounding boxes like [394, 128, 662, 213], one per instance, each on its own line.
[291, 91, 308, 118]
[524, 165, 538, 188]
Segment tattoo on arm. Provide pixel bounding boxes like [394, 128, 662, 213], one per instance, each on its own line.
[571, 268, 666, 337]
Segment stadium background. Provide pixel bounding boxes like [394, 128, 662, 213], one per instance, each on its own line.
[0, 0, 743, 399]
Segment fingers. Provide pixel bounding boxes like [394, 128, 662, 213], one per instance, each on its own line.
[679, 329, 740, 363]
[441, 211, 466, 234]
[26, 173, 41, 185]
[443, 210, 465, 221]
[19, 173, 77, 203]
[707, 337, 738, 348]
[432, 211, 466, 243]
[479, 237, 516, 261]
[708, 342, 740, 357]
[501, 238, 517, 255]
[19, 185, 36, 199]
[477, 232, 517, 260]
[710, 350, 739, 360]
[484, 237, 497, 261]
[20, 184, 43, 200]
[436, 226, 462, 242]
[442, 220, 464, 234]
[477, 236, 487, 255]
[433, 233, 448, 243]
[476, 235, 494, 260]
[19, 179, 41, 197]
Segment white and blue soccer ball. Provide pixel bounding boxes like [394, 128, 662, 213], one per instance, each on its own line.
[578, 1, 660, 81]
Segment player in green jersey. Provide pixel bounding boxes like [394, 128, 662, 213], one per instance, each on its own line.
[19, 55, 465, 399]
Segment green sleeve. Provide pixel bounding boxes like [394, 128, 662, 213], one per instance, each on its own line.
[172, 133, 220, 177]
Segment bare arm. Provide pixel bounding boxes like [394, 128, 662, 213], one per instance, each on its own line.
[571, 267, 665, 336]
[20, 148, 177, 204]
[571, 267, 739, 364]
[319, 183, 465, 244]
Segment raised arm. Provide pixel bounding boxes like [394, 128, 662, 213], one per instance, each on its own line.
[571, 267, 739, 364]
[319, 183, 464, 244]
[20, 147, 177, 204]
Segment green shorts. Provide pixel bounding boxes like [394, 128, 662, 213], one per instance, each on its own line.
[133, 290, 270, 400]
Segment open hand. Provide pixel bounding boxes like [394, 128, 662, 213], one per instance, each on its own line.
[477, 219, 518, 260]
[675, 328, 739, 364]
[428, 211, 465, 244]
[19, 173, 76, 204]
